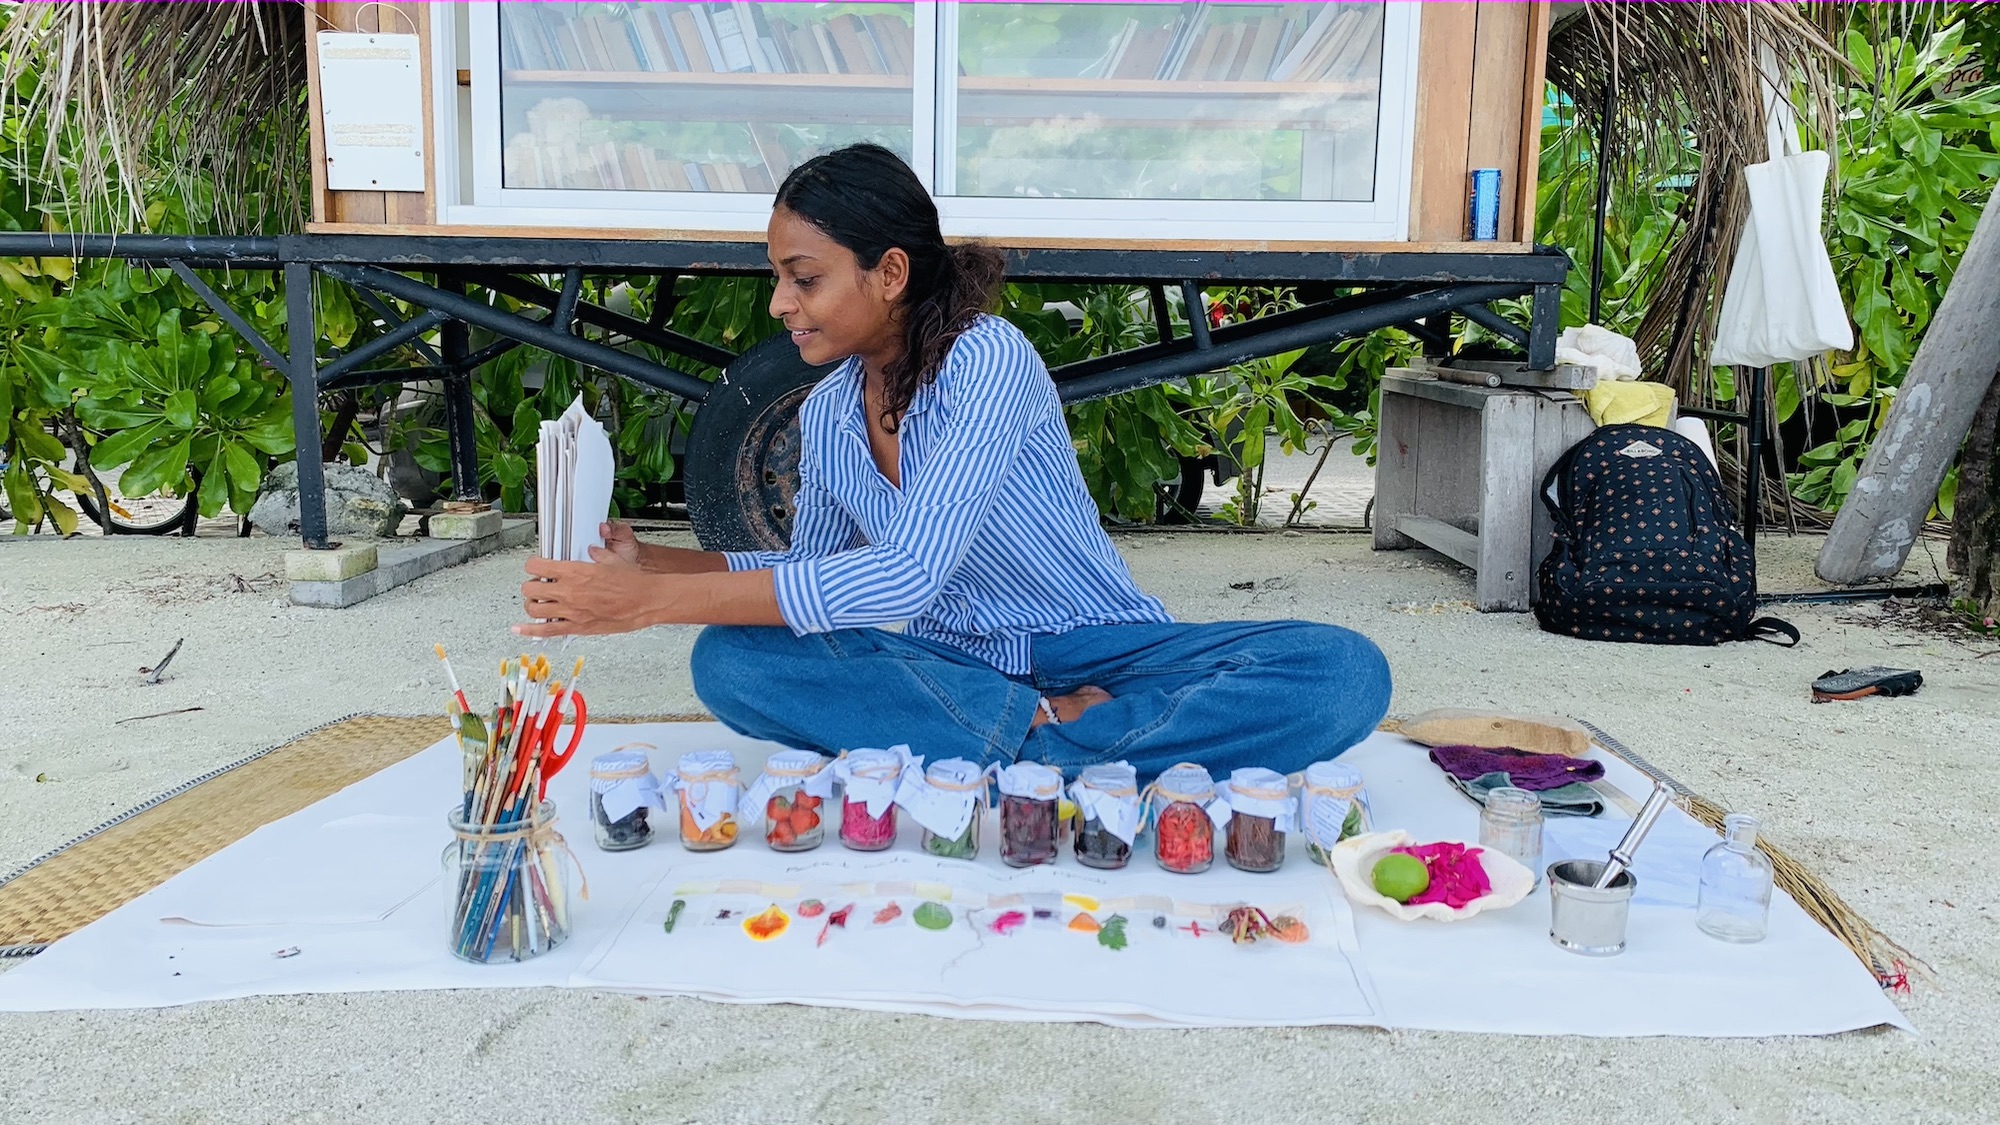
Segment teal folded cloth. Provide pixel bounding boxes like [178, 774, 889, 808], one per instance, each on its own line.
[1447, 771, 1603, 817]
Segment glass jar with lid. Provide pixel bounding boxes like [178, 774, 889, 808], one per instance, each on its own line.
[909, 758, 991, 860]
[1298, 760, 1369, 867]
[1221, 767, 1294, 873]
[671, 750, 741, 852]
[1070, 762, 1140, 870]
[743, 749, 834, 852]
[1145, 763, 1221, 875]
[833, 746, 909, 851]
[996, 762, 1063, 867]
[586, 745, 664, 852]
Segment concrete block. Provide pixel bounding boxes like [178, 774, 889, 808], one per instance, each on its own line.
[430, 509, 502, 540]
[284, 545, 378, 583]
[289, 520, 537, 609]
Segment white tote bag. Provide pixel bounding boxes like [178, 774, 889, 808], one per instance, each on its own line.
[1710, 53, 1854, 368]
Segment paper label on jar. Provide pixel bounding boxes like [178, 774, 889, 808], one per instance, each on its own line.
[835, 746, 916, 818]
[740, 753, 834, 829]
[680, 778, 738, 833]
[895, 761, 982, 841]
[1305, 794, 1353, 848]
[1204, 796, 1233, 830]
[1070, 783, 1141, 845]
[598, 774, 665, 824]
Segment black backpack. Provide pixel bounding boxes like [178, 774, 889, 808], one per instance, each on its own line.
[1535, 424, 1798, 646]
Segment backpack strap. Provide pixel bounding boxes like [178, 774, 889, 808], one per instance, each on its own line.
[1744, 616, 1801, 646]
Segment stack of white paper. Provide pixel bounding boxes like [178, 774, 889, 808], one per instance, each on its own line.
[536, 396, 614, 562]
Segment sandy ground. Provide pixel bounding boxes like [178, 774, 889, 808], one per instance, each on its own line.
[0, 522, 1995, 1125]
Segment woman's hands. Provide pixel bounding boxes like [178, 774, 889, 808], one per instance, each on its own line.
[515, 549, 665, 638]
[599, 520, 645, 565]
[514, 525, 785, 637]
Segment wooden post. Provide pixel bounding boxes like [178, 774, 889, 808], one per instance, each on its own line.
[1948, 377, 2000, 616]
[1816, 194, 2000, 583]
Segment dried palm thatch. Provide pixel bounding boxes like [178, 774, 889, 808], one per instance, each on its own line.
[1546, 1, 1851, 407]
[0, 0, 309, 233]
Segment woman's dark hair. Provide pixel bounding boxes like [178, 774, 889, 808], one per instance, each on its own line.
[774, 143, 1005, 433]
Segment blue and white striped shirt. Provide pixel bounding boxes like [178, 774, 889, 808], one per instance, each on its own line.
[724, 314, 1172, 674]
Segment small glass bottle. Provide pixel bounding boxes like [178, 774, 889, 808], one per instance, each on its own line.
[1299, 760, 1369, 867]
[752, 749, 831, 852]
[1222, 768, 1292, 873]
[1148, 763, 1217, 875]
[837, 747, 904, 851]
[1698, 813, 1773, 942]
[916, 759, 988, 860]
[587, 747, 661, 852]
[1478, 786, 1544, 887]
[997, 763, 1062, 867]
[673, 751, 741, 852]
[1071, 762, 1140, 870]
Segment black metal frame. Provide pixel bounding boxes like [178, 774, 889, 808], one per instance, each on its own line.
[0, 233, 1567, 548]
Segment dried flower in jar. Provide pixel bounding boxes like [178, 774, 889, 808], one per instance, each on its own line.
[833, 747, 909, 852]
[1145, 763, 1222, 875]
[1070, 762, 1140, 871]
[672, 751, 742, 852]
[1221, 767, 1295, 873]
[997, 763, 1063, 868]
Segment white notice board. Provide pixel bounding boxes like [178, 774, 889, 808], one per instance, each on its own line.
[317, 32, 426, 193]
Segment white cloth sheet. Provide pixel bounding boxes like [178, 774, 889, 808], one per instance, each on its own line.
[0, 725, 1909, 1036]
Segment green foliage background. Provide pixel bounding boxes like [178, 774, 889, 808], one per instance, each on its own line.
[4, 3, 1995, 535]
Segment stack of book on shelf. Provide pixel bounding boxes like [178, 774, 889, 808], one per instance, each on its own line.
[503, 98, 787, 193]
[502, 2, 914, 79]
[1090, 2, 1384, 85]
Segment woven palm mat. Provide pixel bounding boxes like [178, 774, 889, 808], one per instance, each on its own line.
[0, 713, 708, 956]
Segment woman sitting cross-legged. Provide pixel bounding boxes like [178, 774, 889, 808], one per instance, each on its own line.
[516, 143, 1392, 779]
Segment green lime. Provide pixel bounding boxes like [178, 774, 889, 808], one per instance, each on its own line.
[913, 901, 954, 931]
[1371, 853, 1431, 903]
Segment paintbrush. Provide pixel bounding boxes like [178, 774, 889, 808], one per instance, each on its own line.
[434, 644, 471, 716]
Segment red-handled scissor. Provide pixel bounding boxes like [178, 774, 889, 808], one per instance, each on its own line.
[530, 684, 587, 802]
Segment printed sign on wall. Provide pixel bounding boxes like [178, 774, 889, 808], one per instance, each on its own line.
[318, 32, 426, 193]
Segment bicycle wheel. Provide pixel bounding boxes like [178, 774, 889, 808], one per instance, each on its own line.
[67, 422, 199, 535]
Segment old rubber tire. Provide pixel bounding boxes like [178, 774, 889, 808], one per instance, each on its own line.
[683, 333, 842, 552]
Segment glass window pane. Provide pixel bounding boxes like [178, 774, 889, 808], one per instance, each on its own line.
[950, 2, 1383, 202]
[498, 3, 915, 193]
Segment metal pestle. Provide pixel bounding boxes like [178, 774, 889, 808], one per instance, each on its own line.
[1592, 782, 1674, 890]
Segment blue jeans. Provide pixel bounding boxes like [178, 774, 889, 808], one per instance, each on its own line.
[691, 620, 1391, 782]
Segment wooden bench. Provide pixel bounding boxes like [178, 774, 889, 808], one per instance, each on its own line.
[1373, 368, 1595, 611]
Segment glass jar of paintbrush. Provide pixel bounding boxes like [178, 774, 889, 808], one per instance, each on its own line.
[443, 800, 577, 964]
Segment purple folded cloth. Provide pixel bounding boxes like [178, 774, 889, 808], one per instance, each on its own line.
[1427, 745, 1604, 791]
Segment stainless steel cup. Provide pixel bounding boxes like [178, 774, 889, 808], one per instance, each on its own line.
[1548, 859, 1636, 956]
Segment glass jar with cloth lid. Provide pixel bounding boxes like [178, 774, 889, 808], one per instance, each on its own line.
[1070, 762, 1141, 870]
[1297, 760, 1370, 867]
[996, 762, 1063, 867]
[833, 745, 913, 851]
[1143, 763, 1229, 875]
[900, 758, 994, 860]
[587, 745, 665, 851]
[1222, 767, 1296, 873]
[669, 750, 741, 852]
[741, 749, 836, 852]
